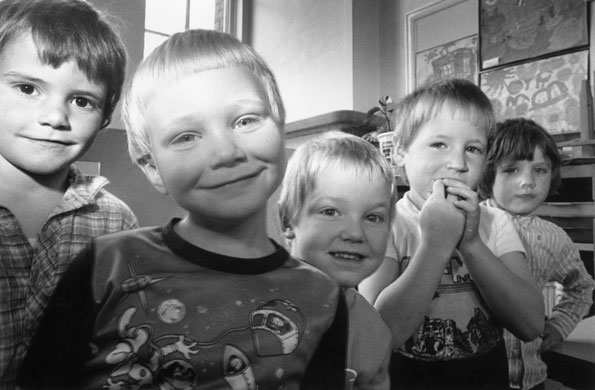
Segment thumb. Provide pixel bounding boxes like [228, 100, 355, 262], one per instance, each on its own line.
[431, 179, 445, 199]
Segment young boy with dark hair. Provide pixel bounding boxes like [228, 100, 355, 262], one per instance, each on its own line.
[19, 29, 345, 389]
[479, 118, 595, 390]
[0, 0, 137, 387]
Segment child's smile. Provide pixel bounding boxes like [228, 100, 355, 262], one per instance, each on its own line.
[288, 166, 391, 288]
[142, 67, 285, 225]
[0, 33, 105, 177]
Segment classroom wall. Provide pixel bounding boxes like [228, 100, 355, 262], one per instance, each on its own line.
[250, 0, 381, 122]
[386, 0, 595, 99]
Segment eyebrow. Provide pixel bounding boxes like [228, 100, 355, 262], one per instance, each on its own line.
[229, 98, 268, 111]
[162, 99, 269, 128]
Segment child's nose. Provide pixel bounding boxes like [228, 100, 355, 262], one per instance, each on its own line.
[340, 219, 365, 242]
[210, 130, 247, 168]
[446, 150, 468, 172]
[520, 172, 536, 188]
[38, 98, 70, 130]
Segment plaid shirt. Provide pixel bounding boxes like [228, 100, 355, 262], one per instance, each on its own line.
[0, 167, 138, 388]
[485, 200, 595, 389]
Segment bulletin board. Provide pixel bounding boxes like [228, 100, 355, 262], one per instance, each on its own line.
[479, 0, 588, 70]
[480, 50, 589, 134]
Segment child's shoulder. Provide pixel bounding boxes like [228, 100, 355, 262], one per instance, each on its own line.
[479, 202, 514, 226]
[530, 215, 575, 242]
[93, 224, 159, 246]
[343, 288, 392, 345]
[69, 169, 137, 223]
[290, 256, 341, 285]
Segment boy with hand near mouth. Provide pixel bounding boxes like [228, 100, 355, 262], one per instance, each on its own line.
[359, 79, 544, 389]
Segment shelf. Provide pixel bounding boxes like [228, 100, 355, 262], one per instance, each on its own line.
[285, 110, 384, 140]
[537, 202, 595, 217]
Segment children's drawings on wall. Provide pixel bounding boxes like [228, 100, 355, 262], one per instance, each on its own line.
[415, 35, 478, 89]
[480, 0, 588, 69]
[480, 50, 588, 134]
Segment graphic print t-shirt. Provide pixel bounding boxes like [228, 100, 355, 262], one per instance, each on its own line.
[386, 194, 525, 361]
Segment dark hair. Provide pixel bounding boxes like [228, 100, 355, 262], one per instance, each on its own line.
[0, 0, 127, 128]
[479, 118, 562, 198]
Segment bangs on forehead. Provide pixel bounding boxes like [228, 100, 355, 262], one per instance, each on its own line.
[135, 39, 268, 118]
[502, 133, 551, 163]
[30, 19, 120, 89]
[429, 99, 493, 137]
[34, 36, 99, 83]
[310, 151, 393, 191]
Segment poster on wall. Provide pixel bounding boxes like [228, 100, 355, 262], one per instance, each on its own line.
[415, 35, 478, 88]
[479, 0, 588, 70]
[480, 50, 588, 134]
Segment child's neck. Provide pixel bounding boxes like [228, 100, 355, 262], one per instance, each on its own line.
[175, 213, 276, 258]
[0, 163, 70, 239]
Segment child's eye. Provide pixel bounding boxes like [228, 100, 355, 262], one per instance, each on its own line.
[16, 83, 37, 96]
[171, 133, 201, 145]
[430, 142, 446, 149]
[535, 167, 549, 174]
[234, 116, 260, 132]
[320, 208, 339, 217]
[365, 214, 386, 224]
[502, 167, 518, 174]
[72, 96, 97, 110]
[466, 146, 484, 155]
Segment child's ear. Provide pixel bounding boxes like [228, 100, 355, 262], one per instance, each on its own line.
[282, 226, 295, 240]
[393, 144, 406, 167]
[282, 225, 295, 250]
[139, 156, 168, 195]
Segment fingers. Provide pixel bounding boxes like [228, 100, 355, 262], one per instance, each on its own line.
[430, 179, 446, 199]
[446, 193, 459, 204]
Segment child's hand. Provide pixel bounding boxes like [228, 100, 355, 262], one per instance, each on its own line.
[442, 178, 481, 249]
[419, 179, 465, 253]
[540, 322, 563, 351]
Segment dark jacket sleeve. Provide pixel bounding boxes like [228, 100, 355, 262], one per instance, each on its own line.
[18, 243, 96, 389]
[301, 290, 348, 390]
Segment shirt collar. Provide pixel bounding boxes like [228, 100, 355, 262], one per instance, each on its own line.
[50, 166, 109, 216]
[484, 198, 536, 227]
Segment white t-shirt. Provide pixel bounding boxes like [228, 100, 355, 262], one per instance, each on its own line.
[385, 193, 525, 361]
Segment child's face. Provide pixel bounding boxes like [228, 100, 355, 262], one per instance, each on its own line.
[287, 166, 391, 288]
[142, 67, 285, 223]
[491, 147, 552, 216]
[398, 110, 487, 207]
[0, 33, 106, 177]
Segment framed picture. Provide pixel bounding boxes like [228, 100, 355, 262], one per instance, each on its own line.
[480, 50, 588, 134]
[415, 35, 478, 89]
[479, 0, 588, 70]
[406, 0, 476, 92]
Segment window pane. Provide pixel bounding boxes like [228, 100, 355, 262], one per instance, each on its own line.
[145, 0, 186, 35]
[189, 0, 217, 30]
[143, 31, 169, 59]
